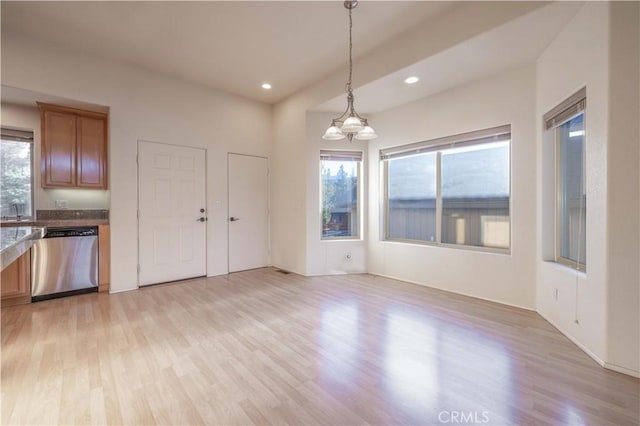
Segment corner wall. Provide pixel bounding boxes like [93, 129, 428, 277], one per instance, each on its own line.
[536, 2, 640, 376]
[536, 0, 609, 368]
[605, 2, 639, 376]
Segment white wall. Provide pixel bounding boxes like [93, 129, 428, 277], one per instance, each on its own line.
[536, 2, 640, 376]
[270, 96, 311, 275]
[366, 66, 537, 309]
[1, 31, 272, 292]
[605, 2, 639, 376]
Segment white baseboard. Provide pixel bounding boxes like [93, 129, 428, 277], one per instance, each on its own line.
[108, 286, 138, 294]
[370, 272, 536, 311]
[536, 311, 606, 367]
[604, 362, 640, 378]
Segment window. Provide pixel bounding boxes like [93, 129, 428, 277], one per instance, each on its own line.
[320, 150, 361, 239]
[544, 88, 586, 271]
[382, 125, 510, 251]
[1, 128, 34, 220]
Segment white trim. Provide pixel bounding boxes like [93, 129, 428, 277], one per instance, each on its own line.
[603, 362, 640, 378]
[108, 286, 138, 294]
[537, 311, 605, 367]
[370, 272, 535, 311]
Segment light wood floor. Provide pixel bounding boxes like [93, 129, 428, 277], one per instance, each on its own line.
[2, 268, 638, 425]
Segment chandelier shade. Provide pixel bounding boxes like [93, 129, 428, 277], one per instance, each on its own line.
[341, 116, 365, 133]
[322, 125, 346, 140]
[322, 0, 377, 142]
[355, 125, 378, 140]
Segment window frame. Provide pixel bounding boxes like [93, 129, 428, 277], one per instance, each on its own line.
[319, 150, 363, 241]
[545, 89, 587, 272]
[0, 128, 35, 221]
[381, 125, 511, 254]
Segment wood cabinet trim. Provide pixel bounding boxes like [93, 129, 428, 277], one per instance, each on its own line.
[37, 102, 108, 119]
[98, 225, 110, 293]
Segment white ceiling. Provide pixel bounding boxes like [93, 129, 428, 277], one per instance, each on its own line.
[0, 1, 455, 104]
[316, 1, 582, 114]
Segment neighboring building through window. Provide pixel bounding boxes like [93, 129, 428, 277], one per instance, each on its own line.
[0, 128, 34, 220]
[382, 125, 511, 251]
[544, 88, 586, 271]
[320, 150, 362, 239]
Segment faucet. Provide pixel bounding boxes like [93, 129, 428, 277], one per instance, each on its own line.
[11, 202, 23, 222]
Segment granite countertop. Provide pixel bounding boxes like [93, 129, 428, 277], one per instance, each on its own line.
[34, 219, 109, 227]
[0, 219, 109, 227]
[1, 226, 45, 270]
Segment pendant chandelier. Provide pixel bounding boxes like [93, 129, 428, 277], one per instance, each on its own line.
[322, 0, 378, 142]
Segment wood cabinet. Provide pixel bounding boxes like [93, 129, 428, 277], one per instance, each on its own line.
[1, 249, 31, 307]
[98, 224, 110, 293]
[38, 102, 108, 189]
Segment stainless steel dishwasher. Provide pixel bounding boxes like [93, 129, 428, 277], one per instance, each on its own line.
[31, 226, 99, 302]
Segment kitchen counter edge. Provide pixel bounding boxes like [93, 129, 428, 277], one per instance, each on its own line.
[1, 219, 109, 227]
[1, 227, 45, 271]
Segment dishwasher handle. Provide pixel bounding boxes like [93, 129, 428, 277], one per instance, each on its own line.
[44, 227, 98, 238]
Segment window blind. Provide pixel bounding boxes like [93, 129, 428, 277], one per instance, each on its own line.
[380, 125, 510, 160]
[1, 128, 34, 142]
[543, 87, 586, 130]
[320, 150, 363, 162]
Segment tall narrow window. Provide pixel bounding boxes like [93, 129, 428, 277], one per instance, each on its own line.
[320, 150, 361, 239]
[544, 89, 586, 270]
[0, 128, 34, 220]
[382, 125, 511, 252]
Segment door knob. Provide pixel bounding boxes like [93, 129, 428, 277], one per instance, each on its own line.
[229, 217, 240, 222]
[197, 217, 207, 222]
[200, 208, 205, 213]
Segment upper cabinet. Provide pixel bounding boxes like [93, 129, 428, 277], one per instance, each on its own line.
[38, 102, 108, 189]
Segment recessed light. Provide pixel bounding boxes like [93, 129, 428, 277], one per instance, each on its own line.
[261, 83, 272, 90]
[404, 76, 420, 84]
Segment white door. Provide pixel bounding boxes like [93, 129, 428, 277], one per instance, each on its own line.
[228, 153, 269, 272]
[138, 141, 207, 286]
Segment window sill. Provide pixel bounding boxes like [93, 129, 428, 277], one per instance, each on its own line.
[542, 260, 587, 276]
[382, 238, 511, 255]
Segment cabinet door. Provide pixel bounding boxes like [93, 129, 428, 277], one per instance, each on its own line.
[1, 249, 31, 306]
[42, 110, 76, 187]
[77, 116, 107, 188]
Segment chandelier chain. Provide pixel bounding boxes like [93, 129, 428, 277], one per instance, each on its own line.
[346, 5, 353, 94]
[322, 0, 377, 141]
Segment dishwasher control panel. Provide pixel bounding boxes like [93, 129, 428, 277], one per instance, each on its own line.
[44, 227, 98, 238]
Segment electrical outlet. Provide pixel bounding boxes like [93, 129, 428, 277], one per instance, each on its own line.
[55, 200, 68, 209]
[345, 252, 352, 261]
